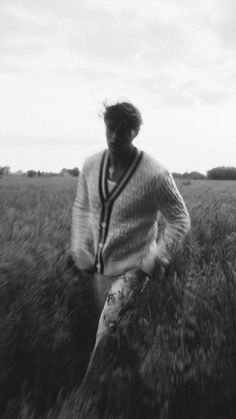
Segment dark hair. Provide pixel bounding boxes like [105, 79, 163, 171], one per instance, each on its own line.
[102, 101, 143, 133]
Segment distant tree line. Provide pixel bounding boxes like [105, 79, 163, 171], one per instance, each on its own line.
[1, 166, 80, 177]
[26, 168, 80, 177]
[1, 165, 236, 180]
[173, 166, 236, 180]
[172, 171, 205, 180]
[207, 166, 236, 180]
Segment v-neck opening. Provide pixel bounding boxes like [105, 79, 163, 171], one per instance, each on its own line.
[106, 148, 137, 198]
[99, 147, 143, 204]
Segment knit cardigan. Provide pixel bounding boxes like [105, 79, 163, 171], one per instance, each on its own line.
[71, 148, 191, 276]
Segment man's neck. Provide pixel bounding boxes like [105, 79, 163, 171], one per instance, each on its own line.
[109, 145, 136, 169]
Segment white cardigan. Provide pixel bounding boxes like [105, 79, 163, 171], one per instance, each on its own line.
[71, 148, 191, 276]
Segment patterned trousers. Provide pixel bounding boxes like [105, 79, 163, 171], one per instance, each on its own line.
[92, 269, 150, 348]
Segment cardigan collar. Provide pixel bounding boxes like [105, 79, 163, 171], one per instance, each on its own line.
[98, 147, 143, 204]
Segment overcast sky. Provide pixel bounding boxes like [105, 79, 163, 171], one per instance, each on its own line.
[0, 0, 236, 173]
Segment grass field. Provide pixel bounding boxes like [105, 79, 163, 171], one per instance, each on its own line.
[0, 175, 236, 419]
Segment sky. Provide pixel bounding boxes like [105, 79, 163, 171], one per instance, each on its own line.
[0, 0, 236, 174]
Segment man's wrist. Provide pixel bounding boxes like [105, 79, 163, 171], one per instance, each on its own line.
[155, 255, 169, 268]
[68, 249, 79, 267]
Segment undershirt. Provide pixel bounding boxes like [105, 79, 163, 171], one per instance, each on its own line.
[107, 179, 117, 193]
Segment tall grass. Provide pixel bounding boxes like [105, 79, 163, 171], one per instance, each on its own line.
[0, 176, 235, 419]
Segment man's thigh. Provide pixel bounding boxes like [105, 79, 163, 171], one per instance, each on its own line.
[95, 270, 147, 345]
[92, 272, 113, 312]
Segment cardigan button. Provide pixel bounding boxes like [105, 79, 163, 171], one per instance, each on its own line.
[98, 242, 103, 248]
[101, 222, 106, 228]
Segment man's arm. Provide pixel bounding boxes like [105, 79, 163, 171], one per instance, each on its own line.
[155, 169, 191, 266]
[71, 171, 93, 270]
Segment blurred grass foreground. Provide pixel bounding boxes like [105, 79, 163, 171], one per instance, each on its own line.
[0, 175, 236, 419]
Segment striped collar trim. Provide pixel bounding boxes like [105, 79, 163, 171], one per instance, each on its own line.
[99, 148, 143, 204]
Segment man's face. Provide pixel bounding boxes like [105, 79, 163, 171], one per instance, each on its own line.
[105, 120, 134, 155]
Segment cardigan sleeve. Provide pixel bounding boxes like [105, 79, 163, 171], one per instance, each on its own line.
[155, 169, 191, 265]
[71, 170, 94, 270]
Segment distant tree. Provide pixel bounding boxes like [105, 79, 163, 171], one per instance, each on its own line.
[48, 172, 58, 177]
[0, 166, 10, 175]
[60, 169, 69, 177]
[61, 167, 80, 177]
[172, 171, 205, 180]
[172, 172, 182, 179]
[69, 167, 80, 177]
[207, 166, 236, 180]
[27, 170, 37, 178]
[188, 171, 205, 180]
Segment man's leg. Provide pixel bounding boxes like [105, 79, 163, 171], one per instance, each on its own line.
[85, 269, 149, 377]
[94, 269, 149, 347]
[92, 272, 113, 313]
[84, 273, 132, 376]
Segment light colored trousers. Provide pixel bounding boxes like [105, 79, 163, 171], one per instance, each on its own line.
[91, 269, 150, 348]
[83, 269, 149, 377]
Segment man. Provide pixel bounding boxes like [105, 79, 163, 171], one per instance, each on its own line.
[71, 101, 191, 348]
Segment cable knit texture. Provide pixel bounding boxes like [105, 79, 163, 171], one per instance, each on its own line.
[71, 150, 191, 276]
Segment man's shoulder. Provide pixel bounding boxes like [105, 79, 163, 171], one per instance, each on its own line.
[82, 150, 106, 173]
[142, 151, 169, 176]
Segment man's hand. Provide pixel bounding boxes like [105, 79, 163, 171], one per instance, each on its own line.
[66, 249, 80, 269]
[155, 254, 169, 268]
[152, 255, 169, 281]
[67, 249, 95, 274]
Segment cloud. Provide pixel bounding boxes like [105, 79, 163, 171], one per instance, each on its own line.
[0, 134, 96, 147]
[65, 7, 145, 65]
[0, 0, 236, 108]
[0, 5, 54, 53]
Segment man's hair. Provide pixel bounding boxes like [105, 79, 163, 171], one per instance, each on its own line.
[103, 101, 143, 132]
